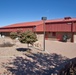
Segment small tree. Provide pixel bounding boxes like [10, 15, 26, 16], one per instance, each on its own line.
[10, 30, 22, 39]
[10, 32, 17, 39]
[19, 30, 37, 49]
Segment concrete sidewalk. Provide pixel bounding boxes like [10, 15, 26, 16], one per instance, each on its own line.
[45, 40, 76, 59]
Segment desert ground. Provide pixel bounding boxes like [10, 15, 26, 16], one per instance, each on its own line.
[0, 37, 76, 75]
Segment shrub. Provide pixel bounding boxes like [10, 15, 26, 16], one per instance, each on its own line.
[19, 30, 37, 48]
[0, 42, 14, 47]
[19, 31, 37, 44]
[10, 32, 17, 39]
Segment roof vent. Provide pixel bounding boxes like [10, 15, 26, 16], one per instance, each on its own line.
[64, 17, 71, 20]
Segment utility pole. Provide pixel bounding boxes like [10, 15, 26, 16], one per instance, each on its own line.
[41, 17, 47, 51]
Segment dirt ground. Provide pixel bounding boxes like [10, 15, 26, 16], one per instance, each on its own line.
[0, 37, 44, 74]
[0, 37, 76, 74]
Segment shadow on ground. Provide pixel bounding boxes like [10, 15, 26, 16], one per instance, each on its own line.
[59, 58, 76, 75]
[16, 48, 31, 52]
[2, 52, 70, 75]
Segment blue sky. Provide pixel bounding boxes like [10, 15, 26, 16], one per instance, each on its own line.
[0, 0, 76, 27]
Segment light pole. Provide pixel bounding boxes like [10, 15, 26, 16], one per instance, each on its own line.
[41, 17, 47, 51]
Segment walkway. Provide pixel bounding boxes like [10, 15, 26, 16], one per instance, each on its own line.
[45, 40, 76, 58]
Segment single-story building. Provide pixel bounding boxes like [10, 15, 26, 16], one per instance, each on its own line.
[0, 17, 76, 43]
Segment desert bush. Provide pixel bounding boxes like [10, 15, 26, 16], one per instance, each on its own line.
[10, 32, 18, 39]
[0, 42, 14, 47]
[19, 30, 37, 49]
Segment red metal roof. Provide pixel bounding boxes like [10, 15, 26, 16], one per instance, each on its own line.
[0, 18, 76, 29]
[1, 21, 43, 28]
[46, 18, 76, 23]
[0, 17, 76, 32]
